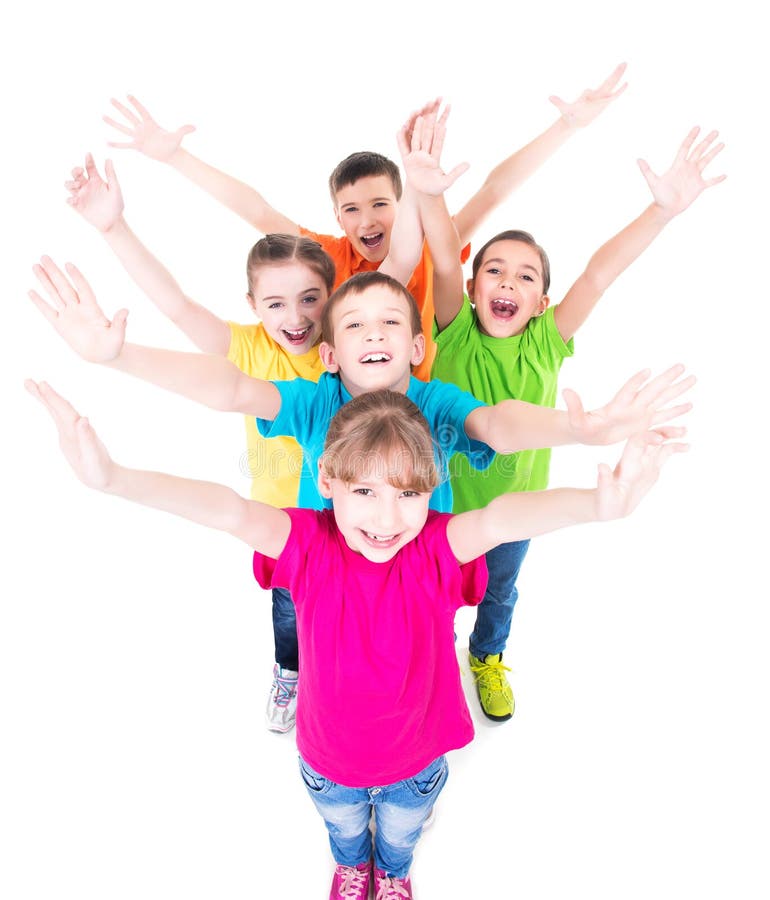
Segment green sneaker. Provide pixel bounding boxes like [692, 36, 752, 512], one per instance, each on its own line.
[469, 653, 514, 721]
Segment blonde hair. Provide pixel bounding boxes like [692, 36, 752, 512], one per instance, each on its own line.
[246, 233, 336, 297]
[321, 390, 441, 493]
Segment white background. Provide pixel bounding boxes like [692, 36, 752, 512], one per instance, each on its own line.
[2, 2, 767, 898]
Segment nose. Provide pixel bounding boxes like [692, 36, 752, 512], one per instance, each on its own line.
[364, 324, 385, 341]
[372, 497, 399, 531]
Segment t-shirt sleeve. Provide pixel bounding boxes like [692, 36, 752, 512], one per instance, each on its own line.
[432, 294, 474, 345]
[252, 507, 320, 599]
[423, 378, 495, 472]
[531, 305, 575, 364]
[255, 378, 315, 442]
[423, 513, 487, 612]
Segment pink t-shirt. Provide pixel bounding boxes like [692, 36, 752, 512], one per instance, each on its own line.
[252, 508, 487, 787]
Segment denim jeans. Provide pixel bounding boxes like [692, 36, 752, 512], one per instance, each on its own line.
[298, 754, 448, 878]
[272, 587, 298, 671]
[469, 539, 530, 660]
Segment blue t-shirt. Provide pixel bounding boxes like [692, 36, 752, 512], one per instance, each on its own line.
[256, 373, 494, 511]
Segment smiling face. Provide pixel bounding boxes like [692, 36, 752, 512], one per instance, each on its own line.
[319, 283, 424, 396]
[333, 175, 399, 263]
[319, 467, 431, 562]
[247, 261, 328, 355]
[468, 239, 550, 338]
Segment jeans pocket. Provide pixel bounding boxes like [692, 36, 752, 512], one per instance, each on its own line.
[406, 756, 448, 798]
[298, 758, 332, 795]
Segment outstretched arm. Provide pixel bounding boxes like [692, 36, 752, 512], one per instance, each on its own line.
[104, 95, 299, 235]
[25, 380, 290, 556]
[554, 126, 726, 342]
[452, 62, 628, 247]
[66, 154, 231, 355]
[465, 364, 694, 452]
[27, 257, 281, 418]
[396, 104, 469, 330]
[448, 427, 687, 564]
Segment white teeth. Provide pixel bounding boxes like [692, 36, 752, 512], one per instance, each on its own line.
[364, 531, 395, 542]
[492, 299, 516, 308]
[285, 328, 309, 336]
[361, 353, 389, 362]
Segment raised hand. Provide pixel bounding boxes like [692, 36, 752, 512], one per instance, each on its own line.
[638, 126, 726, 219]
[595, 427, 688, 521]
[28, 257, 128, 363]
[396, 102, 469, 197]
[25, 380, 115, 490]
[549, 62, 628, 128]
[104, 95, 195, 162]
[65, 153, 124, 232]
[564, 364, 695, 446]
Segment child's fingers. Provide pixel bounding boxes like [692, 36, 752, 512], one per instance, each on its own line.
[31, 264, 67, 310]
[650, 402, 694, 427]
[85, 153, 99, 177]
[28, 288, 61, 321]
[598, 61, 627, 92]
[109, 97, 141, 126]
[633, 364, 691, 406]
[444, 162, 470, 189]
[697, 141, 725, 172]
[63, 262, 98, 307]
[411, 115, 424, 152]
[636, 158, 656, 190]
[104, 158, 120, 187]
[102, 115, 134, 138]
[690, 129, 719, 161]
[675, 127, 700, 165]
[106, 140, 136, 151]
[126, 94, 152, 121]
[38, 256, 80, 307]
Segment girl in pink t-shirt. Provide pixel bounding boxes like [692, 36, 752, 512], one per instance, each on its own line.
[27, 383, 686, 899]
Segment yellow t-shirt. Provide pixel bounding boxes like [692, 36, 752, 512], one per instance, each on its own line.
[227, 323, 325, 506]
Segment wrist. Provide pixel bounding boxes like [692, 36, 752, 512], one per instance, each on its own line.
[102, 214, 130, 240]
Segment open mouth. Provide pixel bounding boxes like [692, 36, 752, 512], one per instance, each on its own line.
[359, 352, 392, 364]
[282, 326, 313, 345]
[360, 232, 384, 251]
[490, 298, 518, 319]
[361, 529, 400, 549]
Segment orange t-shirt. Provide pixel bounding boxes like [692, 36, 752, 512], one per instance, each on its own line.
[300, 227, 470, 382]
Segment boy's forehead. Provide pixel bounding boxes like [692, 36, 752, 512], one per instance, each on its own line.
[334, 286, 409, 321]
[334, 174, 398, 207]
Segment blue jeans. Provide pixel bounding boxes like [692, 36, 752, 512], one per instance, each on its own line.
[298, 755, 448, 878]
[272, 587, 298, 671]
[469, 539, 530, 660]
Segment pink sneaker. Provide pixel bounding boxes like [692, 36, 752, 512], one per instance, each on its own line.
[329, 861, 372, 899]
[374, 868, 413, 899]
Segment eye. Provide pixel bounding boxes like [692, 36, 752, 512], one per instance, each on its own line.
[267, 302, 284, 310]
[384, 319, 401, 326]
[353, 487, 373, 496]
[373, 201, 389, 208]
[520, 274, 534, 282]
[486, 266, 501, 275]
[401, 490, 420, 498]
[301, 295, 319, 305]
[343, 206, 358, 214]
[346, 321, 362, 329]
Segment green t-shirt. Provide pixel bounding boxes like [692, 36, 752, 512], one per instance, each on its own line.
[431, 298, 574, 512]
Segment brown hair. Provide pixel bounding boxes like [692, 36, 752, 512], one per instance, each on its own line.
[321, 390, 440, 493]
[320, 271, 422, 345]
[246, 233, 336, 298]
[470, 229, 551, 294]
[328, 151, 403, 203]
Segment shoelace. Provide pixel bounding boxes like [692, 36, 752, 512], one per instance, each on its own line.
[335, 864, 369, 898]
[375, 874, 411, 899]
[272, 670, 298, 709]
[469, 656, 511, 693]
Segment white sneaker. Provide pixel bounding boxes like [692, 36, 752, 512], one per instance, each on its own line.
[265, 664, 298, 733]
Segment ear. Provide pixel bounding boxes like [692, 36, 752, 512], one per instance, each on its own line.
[410, 332, 426, 367]
[537, 294, 551, 316]
[317, 461, 334, 499]
[246, 292, 258, 314]
[333, 203, 343, 230]
[466, 277, 475, 299]
[319, 341, 340, 373]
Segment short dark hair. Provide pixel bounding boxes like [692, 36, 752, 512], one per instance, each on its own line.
[328, 151, 403, 203]
[321, 271, 422, 345]
[471, 229, 551, 294]
[246, 233, 336, 296]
